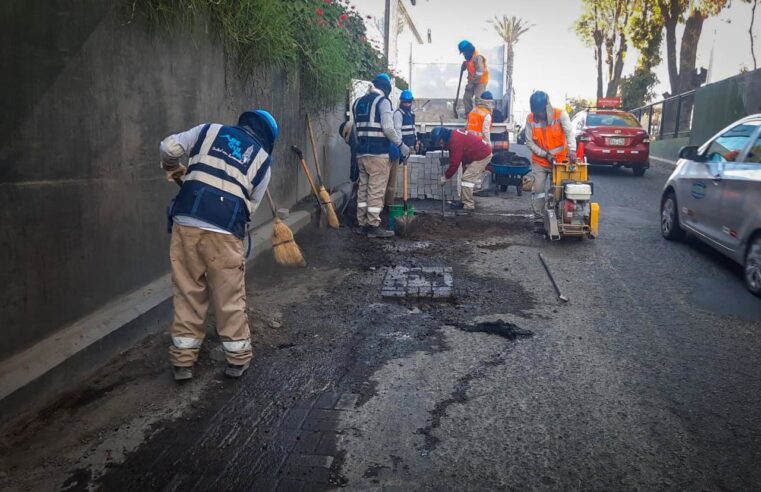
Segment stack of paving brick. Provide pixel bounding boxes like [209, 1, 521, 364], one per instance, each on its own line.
[396, 151, 461, 200]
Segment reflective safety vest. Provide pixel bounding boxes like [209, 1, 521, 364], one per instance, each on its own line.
[466, 51, 489, 85]
[353, 92, 391, 155]
[466, 106, 492, 136]
[396, 108, 416, 147]
[529, 108, 568, 168]
[170, 124, 270, 238]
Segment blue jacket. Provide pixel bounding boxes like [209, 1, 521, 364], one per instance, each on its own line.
[352, 92, 392, 155]
[170, 124, 271, 238]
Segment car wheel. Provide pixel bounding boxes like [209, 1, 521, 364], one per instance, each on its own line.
[633, 166, 646, 176]
[745, 236, 761, 297]
[661, 191, 685, 241]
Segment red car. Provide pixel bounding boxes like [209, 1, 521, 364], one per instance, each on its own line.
[571, 110, 650, 176]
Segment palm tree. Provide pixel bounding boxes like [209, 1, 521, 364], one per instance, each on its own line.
[490, 15, 533, 119]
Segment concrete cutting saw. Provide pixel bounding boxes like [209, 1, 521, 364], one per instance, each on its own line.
[541, 159, 600, 241]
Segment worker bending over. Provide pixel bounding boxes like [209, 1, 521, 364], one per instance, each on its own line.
[160, 109, 278, 381]
[458, 40, 489, 116]
[386, 90, 417, 207]
[524, 91, 576, 232]
[466, 91, 494, 144]
[432, 127, 493, 215]
[346, 74, 409, 238]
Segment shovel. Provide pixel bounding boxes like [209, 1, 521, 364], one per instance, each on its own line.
[452, 66, 465, 119]
[395, 158, 416, 237]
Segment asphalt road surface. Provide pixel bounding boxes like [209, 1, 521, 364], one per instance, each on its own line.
[2, 155, 760, 491]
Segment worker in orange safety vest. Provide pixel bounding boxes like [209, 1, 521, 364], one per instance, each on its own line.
[466, 91, 494, 144]
[523, 91, 576, 233]
[458, 40, 489, 116]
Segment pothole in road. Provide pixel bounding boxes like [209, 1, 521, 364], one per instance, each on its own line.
[459, 320, 534, 340]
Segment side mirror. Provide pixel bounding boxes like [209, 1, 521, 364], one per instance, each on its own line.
[678, 145, 702, 161]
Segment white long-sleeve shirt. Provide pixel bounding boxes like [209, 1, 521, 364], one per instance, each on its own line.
[160, 124, 271, 234]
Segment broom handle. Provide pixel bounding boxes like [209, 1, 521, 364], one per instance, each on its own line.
[264, 189, 278, 217]
[306, 115, 324, 184]
[299, 156, 325, 209]
[403, 159, 409, 213]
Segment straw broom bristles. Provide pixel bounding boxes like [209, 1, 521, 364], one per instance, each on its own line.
[265, 191, 306, 267]
[318, 186, 340, 229]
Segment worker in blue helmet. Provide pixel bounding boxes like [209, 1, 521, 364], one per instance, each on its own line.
[159, 109, 278, 381]
[457, 40, 489, 115]
[343, 74, 408, 238]
[384, 89, 417, 207]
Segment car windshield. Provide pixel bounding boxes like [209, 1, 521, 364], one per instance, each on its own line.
[586, 113, 640, 128]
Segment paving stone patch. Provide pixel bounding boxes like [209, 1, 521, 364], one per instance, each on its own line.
[381, 266, 454, 300]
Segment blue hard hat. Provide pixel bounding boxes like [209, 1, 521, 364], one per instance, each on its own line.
[458, 40, 472, 53]
[529, 91, 549, 114]
[480, 91, 493, 100]
[430, 126, 451, 146]
[238, 109, 279, 148]
[400, 90, 414, 102]
[372, 73, 392, 96]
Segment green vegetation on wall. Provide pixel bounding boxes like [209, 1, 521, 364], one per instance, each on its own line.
[122, 0, 395, 110]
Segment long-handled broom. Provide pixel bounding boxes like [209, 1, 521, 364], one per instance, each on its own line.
[306, 114, 340, 229]
[265, 190, 306, 267]
[291, 145, 333, 225]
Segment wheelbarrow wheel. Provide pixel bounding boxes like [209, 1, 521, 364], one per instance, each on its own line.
[516, 185, 523, 196]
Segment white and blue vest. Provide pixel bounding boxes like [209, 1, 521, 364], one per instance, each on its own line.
[397, 108, 416, 147]
[352, 92, 391, 155]
[170, 124, 270, 238]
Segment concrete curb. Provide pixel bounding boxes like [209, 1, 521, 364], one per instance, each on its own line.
[649, 155, 677, 166]
[0, 182, 352, 429]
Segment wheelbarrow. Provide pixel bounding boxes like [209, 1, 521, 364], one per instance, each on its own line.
[490, 152, 531, 196]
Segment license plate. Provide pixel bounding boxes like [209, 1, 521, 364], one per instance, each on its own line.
[608, 137, 626, 146]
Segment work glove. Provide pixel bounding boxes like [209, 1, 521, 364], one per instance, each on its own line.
[461, 61, 467, 72]
[399, 143, 410, 159]
[568, 152, 577, 164]
[440, 175, 448, 185]
[164, 163, 187, 183]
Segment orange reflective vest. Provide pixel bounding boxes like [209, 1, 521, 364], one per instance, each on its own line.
[529, 108, 568, 168]
[466, 51, 489, 85]
[467, 106, 492, 135]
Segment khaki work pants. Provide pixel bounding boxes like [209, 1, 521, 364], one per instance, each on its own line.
[463, 82, 487, 114]
[384, 159, 400, 207]
[461, 154, 492, 210]
[531, 162, 552, 219]
[169, 224, 252, 367]
[357, 155, 391, 227]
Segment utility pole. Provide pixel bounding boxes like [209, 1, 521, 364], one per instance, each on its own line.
[383, 0, 399, 68]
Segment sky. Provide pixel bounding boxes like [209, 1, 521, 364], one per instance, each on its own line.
[352, 0, 760, 118]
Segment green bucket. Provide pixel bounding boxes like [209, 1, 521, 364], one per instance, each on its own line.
[389, 203, 414, 229]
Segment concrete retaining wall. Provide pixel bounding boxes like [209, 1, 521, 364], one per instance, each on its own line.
[0, 2, 349, 361]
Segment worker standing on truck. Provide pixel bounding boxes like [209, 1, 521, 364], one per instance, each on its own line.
[458, 40, 489, 116]
[160, 109, 279, 381]
[524, 91, 576, 233]
[466, 91, 494, 145]
[433, 127, 493, 215]
[345, 74, 409, 238]
[385, 89, 417, 207]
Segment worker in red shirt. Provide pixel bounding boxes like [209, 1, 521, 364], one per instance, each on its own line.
[430, 127, 493, 214]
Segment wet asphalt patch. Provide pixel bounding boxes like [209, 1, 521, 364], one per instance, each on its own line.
[459, 320, 534, 340]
